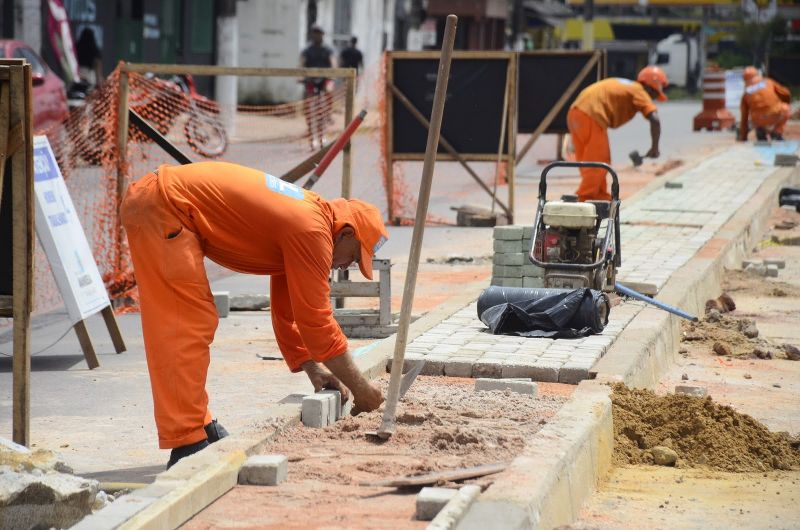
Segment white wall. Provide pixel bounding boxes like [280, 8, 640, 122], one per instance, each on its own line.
[237, 0, 395, 105]
[237, 0, 305, 103]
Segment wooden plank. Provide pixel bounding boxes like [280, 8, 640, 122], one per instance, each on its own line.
[492, 57, 511, 219]
[329, 282, 380, 298]
[11, 64, 32, 446]
[101, 305, 127, 354]
[389, 83, 512, 219]
[385, 53, 395, 221]
[0, 69, 8, 80]
[515, 52, 600, 167]
[389, 50, 513, 60]
[507, 52, 518, 224]
[279, 142, 332, 183]
[378, 266, 392, 326]
[116, 69, 130, 272]
[73, 319, 100, 369]
[0, 80, 9, 202]
[391, 152, 512, 162]
[378, 14, 457, 440]
[359, 461, 509, 488]
[342, 76, 354, 199]
[121, 63, 356, 79]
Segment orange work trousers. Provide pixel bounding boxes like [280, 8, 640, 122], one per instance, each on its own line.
[752, 102, 790, 136]
[120, 173, 215, 449]
[567, 107, 612, 202]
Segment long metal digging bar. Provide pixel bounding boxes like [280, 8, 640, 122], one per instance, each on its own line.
[376, 14, 458, 440]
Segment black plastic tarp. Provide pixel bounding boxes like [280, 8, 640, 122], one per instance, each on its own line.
[477, 286, 610, 339]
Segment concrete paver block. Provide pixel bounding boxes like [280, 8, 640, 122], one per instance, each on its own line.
[522, 277, 544, 288]
[302, 394, 333, 428]
[444, 360, 474, 378]
[493, 239, 523, 253]
[675, 385, 708, 397]
[319, 389, 343, 421]
[420, 359, 445, 376]
[521, 264, 544, 277]
[212, 291, 230, 318]
[529, 362, 560, 382]
[472, 361, 502, 379]
[763, 258, 785, 269]
[416, 487, 458, 521]
[494, 252, 526, 266]
[766, 264, 779, 277]
[475, 378, 538, 395]
[774, 153, 798, 166]
[238, 454, 288, 486]
[493, 225, 523, 240]
[499, 278, 523, 287]
[664, 181, 683, 189]
[741, 259, 763, 269]
[558, 365, 590, 384]
[229, 293, 270, 311]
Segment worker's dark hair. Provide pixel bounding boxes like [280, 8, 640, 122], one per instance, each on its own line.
[350, 36, 358, 45]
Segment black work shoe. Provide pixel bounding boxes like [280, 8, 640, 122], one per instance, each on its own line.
[204, 419, 229, 443]
[756, 128, 768, 141]
[166, 438, 209, 469]
[771, 132, 784, 141]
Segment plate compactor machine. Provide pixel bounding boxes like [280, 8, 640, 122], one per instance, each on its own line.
[529, 162, 621, 292]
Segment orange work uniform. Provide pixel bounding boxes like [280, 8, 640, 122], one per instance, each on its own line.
[120, 162, 352, 449]
[568, 78, 658, 201]
[740, 78, 791, 140]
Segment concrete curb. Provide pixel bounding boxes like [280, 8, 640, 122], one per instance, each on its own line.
[74, 276, 492, 529]
[593, 166, 796, 387]
[456, 382, 612, 529]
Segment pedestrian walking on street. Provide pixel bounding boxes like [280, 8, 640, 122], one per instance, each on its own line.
[567, 66, 668, 201]
[120, 162, 388, 469]
[738, 66, 791, 142]
[339, 36, 364, 74]
[300, 24, 335, 150]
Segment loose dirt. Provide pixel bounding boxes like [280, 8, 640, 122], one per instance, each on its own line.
[680, 302, 792, 360]
[611, 384, 800, 472]
[183, 377, 570, 529]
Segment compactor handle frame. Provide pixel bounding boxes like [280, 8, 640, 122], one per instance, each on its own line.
[529, 161, 622, 272]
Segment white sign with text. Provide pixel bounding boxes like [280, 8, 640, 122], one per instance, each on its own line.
[33, 135, 110, 323]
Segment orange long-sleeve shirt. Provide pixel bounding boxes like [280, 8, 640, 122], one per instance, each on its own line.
[156, 161, 348, 372]
[740, 78, 792, 137]
[572, 78, 658, 129]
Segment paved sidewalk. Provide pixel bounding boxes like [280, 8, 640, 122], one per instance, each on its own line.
[402, 143, 798, 384]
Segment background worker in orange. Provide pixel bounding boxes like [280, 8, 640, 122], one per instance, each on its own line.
[738, 66, 791, 142]
[120, 161, 388, 468]
[567, 66, 668, 201]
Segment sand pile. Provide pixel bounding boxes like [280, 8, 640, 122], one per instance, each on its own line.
[611, 384, 800, 472]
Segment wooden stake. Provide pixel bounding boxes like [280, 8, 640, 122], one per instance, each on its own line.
[515, 52, 600, 166]
[377, 14, 458, 439]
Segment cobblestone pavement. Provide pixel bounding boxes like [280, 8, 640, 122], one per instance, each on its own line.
[402, 144, 795, 383]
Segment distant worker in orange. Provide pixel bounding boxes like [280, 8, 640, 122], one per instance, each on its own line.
[738, 66, 791, 142]
[567, 66, 669, 201]
[120, 162, 388, 468]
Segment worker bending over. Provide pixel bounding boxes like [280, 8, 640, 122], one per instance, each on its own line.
[738, 66, 791, 142]
[568, 66, 668, 201]
[120, 162, 388, 468]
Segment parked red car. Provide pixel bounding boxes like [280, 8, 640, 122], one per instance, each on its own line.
[0, 39, 69, 131]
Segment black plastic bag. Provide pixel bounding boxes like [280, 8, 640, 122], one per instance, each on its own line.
[477, 286, 609, 339]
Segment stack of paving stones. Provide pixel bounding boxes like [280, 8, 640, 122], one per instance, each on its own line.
[491, 225, 543, 288]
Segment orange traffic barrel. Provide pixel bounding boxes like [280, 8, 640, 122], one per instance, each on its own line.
[693, 67, 736, 131]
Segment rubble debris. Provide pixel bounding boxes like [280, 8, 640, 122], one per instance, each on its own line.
[712, 342, 732, 356]
[650, 446, 678, 466]
[675, 385, 707, 397]
[783, 344, 800, 361]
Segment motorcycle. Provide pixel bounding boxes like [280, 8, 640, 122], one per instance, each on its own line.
[130, 73, 228, 158]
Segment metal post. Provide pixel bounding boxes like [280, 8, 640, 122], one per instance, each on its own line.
[342, 72, 355, 198]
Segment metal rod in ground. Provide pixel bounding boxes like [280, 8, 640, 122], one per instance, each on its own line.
[377, 14, 458, 439]
[303, 109, 367, 189]
[615, 282, 698, 322]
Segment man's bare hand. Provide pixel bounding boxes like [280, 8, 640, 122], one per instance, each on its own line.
[301, 361, 350, 403]
[351, 382, 384, 416]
